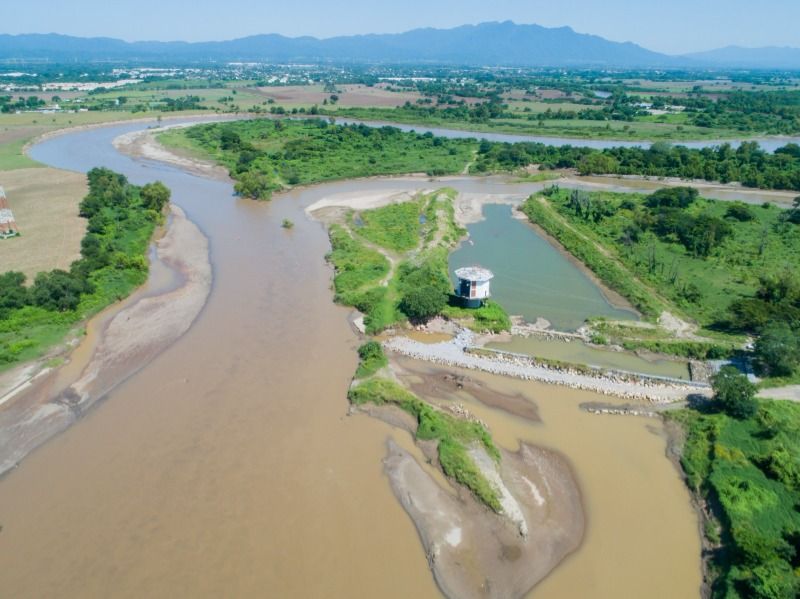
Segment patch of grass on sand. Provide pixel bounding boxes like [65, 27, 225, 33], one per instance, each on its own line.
[442, 300, 511, 333]
[348, 377, 502, 511]
[326, 224, 400, 333]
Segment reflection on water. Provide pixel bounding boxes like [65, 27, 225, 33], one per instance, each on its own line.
[449, 204, 637, 330]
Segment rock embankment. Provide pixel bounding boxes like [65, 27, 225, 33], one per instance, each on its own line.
[384, 330, 709, 403]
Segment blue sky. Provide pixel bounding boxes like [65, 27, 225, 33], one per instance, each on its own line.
[1, 0, 798, 54]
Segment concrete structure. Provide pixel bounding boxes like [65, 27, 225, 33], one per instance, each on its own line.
[454, 266, 493, 308]
[0, 186, 19, 238]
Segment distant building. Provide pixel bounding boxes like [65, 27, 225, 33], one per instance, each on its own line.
[0, 187, 20, 238]
[454, 266, 493, 308]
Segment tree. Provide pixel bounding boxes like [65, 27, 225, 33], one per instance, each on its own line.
[711, 365, 758, 419]
[234, 171, 274, 200]
[725, 201, 755, 221]
[0, 271, 29, 314]
[400, 285, 448, 320]
[753, 322, 800, 377]
[398, 261, 451, 321]
[140, 181, 171, 212]
[31, 270, 91, 312]
[645, 187, 699, 209]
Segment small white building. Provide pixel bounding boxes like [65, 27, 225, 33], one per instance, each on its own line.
[454, 266, 493, 308]
[0, 186, 20, 238]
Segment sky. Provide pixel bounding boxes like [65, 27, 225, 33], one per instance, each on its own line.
[0, 0, 798, 55]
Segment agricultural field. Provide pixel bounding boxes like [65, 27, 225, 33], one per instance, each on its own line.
[0, 110, 202, 170]
[0, 168, 87, 281]
[252, 83, 423, 107]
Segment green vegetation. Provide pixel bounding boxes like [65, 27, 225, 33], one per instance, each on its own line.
[325, 191, 510, 334]
[326, 224, 397, 334]
[671, 400, 800, 598]
[159, 119, 475, 199]
[523, 186, 800, 372]
[281, 218, 294, 229]
[474, 140, 800, 192]
[441, 300, 511, 334]
[356, 199, 423, 252]
[0, 168, 169, 368]
[354, 341, 387, 378]
[348, 377, 502, 511]
[753, 323, 800, 378]
[526, 187, 800, 330]
[712, 366, 759, 420]
[397, 256, 452, 321]
[327, 105, 735, 143]
[620, 338, 733, 360]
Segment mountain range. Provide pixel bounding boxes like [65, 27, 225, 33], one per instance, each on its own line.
[0, 22, 798, 69]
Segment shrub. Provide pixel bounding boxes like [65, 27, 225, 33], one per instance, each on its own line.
[712, 365, 758, 419]
[355, 341, 387, 378]
[753, 322, 800, 377]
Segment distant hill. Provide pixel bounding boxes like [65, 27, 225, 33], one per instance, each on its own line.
[1, 23, 797, 69]
[0, 22, 681, 67]
[685, 46, 800, 69]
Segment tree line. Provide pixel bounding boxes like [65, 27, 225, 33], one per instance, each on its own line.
[475, 140, 800, 192]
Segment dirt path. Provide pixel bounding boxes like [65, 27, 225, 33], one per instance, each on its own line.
[758, 385, 800, 401]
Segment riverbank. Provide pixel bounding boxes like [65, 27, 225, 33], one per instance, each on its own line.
[113, 126, 231, 181]
[0, 204, 211, 476]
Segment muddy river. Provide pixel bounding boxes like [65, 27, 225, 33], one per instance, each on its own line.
[0, 119, 702, 597]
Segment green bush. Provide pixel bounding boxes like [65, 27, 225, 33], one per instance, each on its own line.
[355, 341, 387, 378]
[712, 366, 758, 419]
[397, 259, 451, 321]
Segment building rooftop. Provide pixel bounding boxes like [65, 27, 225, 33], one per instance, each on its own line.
[454, 266, 494, 281]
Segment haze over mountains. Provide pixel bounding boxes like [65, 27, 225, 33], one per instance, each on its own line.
[0, 21, 798, 69]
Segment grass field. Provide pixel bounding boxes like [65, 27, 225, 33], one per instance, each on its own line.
[0, 110, 205, 171]
[0, 167, 87, 281]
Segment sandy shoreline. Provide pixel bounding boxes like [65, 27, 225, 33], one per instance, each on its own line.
[0, 204, 211, 476]
[113, 125, 232, 181]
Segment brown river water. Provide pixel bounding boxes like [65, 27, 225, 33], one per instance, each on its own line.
[0, 121, 701, 597]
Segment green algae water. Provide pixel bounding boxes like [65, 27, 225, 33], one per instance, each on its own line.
[487, 336, 690, 380]
[449, 204, 637, 331]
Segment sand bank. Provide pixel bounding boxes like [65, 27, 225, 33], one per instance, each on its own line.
[0, 205, 211, 476]
[383, 436, 583, 599]
[113, 127, 230, 181]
